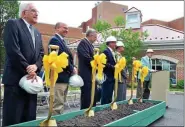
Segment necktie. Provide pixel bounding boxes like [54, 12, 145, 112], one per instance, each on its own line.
[29, 25, 35, 49]
[149, 58, 152, 69]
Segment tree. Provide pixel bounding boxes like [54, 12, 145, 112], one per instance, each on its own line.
[0, 0, 19, 73]
[92, 20, 111, 33]
[92, 16, 149, 73]
[114, 15, 125, 27]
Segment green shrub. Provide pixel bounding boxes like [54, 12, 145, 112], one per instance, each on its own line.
[177, 80, 184, 89]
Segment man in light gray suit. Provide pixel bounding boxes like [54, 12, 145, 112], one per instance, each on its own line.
[136, 49, 157, 99]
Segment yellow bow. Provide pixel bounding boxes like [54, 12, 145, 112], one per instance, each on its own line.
[140, 66, 149, 83]
[43, 51, 69, 87]
[114, 57, 126, 81]
[132, 60, 142, 81]
[90, 53, 107, 80]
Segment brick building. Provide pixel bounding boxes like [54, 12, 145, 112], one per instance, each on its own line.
[34, 1, 184, 84]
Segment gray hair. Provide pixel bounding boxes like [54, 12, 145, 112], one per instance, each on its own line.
[54, 22, 67, 29]
[86, 28, 96, 37]
[19, 3, 34, 17]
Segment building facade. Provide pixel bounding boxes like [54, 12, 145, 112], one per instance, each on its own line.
[33, 1, 184, 83]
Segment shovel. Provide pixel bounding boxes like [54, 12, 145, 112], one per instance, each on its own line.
[128, 65, 134, 105]
[85, 48, 99, 117]
[40, 45, 59, 126]
[85, 68, 96, 117]
[111, 78, 118, 110]
[138, 81, 143, 103]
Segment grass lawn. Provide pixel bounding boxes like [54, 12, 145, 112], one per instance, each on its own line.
[68, 86, 184, 93]
[169, 88, 184, 92]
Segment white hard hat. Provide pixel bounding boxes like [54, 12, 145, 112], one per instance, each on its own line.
[69, 74, 84, 87]
[106, 36, 117, 43]
[96, 73, 107, 85]
[146, 49, 154, 53]
[116, 41, 125, 47]
[19, 75, 44, 94]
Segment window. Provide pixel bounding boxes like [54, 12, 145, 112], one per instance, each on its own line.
[127, 14, 138, 23]
[152, 59, 177, 84]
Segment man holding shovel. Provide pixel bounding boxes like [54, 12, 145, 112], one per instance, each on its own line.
[48, 22, 77, 115]
[115, 41, 129, 101]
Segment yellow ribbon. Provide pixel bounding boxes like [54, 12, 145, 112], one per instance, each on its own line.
[43, 51, 69, 87]
[90, 53, 107, 80]
[114, 57, 126, 81]
[140, 66, 149, 84]
[132, 60, 142, 81]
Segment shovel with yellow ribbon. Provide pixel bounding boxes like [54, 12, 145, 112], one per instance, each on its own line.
[128, 59, 142, 105]
[40, 45, 69, 126]
[138, 66, 149, 103]
[111, 57, 126, 110]
[85, 48, 107, 117]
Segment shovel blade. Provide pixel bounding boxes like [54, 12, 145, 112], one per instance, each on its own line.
[128, 99, 133, 105]
[40, 119, 57, 126]
[111, 102, 118, 110]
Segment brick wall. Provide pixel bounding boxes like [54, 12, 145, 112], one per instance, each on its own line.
[168, 17, 184, 32]
[142, 19, 169, 27]
[150, 49, 184, 81]
[142, 17, 184, 32]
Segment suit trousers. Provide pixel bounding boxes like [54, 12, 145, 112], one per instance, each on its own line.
[80, 81, 97, 110]
[2, 85, 37, 126]
[136, 79, 150, 99]
[53, 83, 68, 115]
[101, 80, 114, 105]
[117, 82, 127, 101]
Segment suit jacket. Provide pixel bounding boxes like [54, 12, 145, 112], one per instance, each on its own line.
[138, 55, 153, 81]
[77, 38, 94, 85]
[2, 18, 44, 85]
[103, 48, 116, 81]
[48, 34, 74, 83]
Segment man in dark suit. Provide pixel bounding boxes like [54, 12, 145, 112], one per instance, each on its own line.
[48, 22, 77, 115]
[77, 29, 97, 110]
[2, 3, 44, 126]
[101, 36, 117, 105]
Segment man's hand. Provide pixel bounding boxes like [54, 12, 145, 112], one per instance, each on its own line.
[72, 67, 78, 75]
[26, 64, 38, 74]
[27, 72, 38, 83]
[151, 70, 157, 73]
[132, 57, 136, 61]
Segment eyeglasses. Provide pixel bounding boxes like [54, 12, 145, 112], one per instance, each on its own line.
[25, 9, 39, 14]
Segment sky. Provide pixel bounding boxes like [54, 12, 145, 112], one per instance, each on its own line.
[20, 1, 184, 27]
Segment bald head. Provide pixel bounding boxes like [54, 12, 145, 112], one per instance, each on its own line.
[55, 22, 68, 37]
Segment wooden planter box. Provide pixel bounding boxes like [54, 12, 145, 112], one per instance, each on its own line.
[11, 99, 166, 126]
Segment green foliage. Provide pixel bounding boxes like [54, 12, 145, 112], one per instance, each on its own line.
[0, 0, 19, 71]
[177, 80, 184, 89]
[92, 20, 111, 33]
[114, 15, 125, 27]
[99, 42, 107, 53]
[93, 16, 149, 73]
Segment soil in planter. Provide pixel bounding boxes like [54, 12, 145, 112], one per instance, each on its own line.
[128, 102, 155, 111]
[57, 102, 155, 126]
[57, 104, 134, 127]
